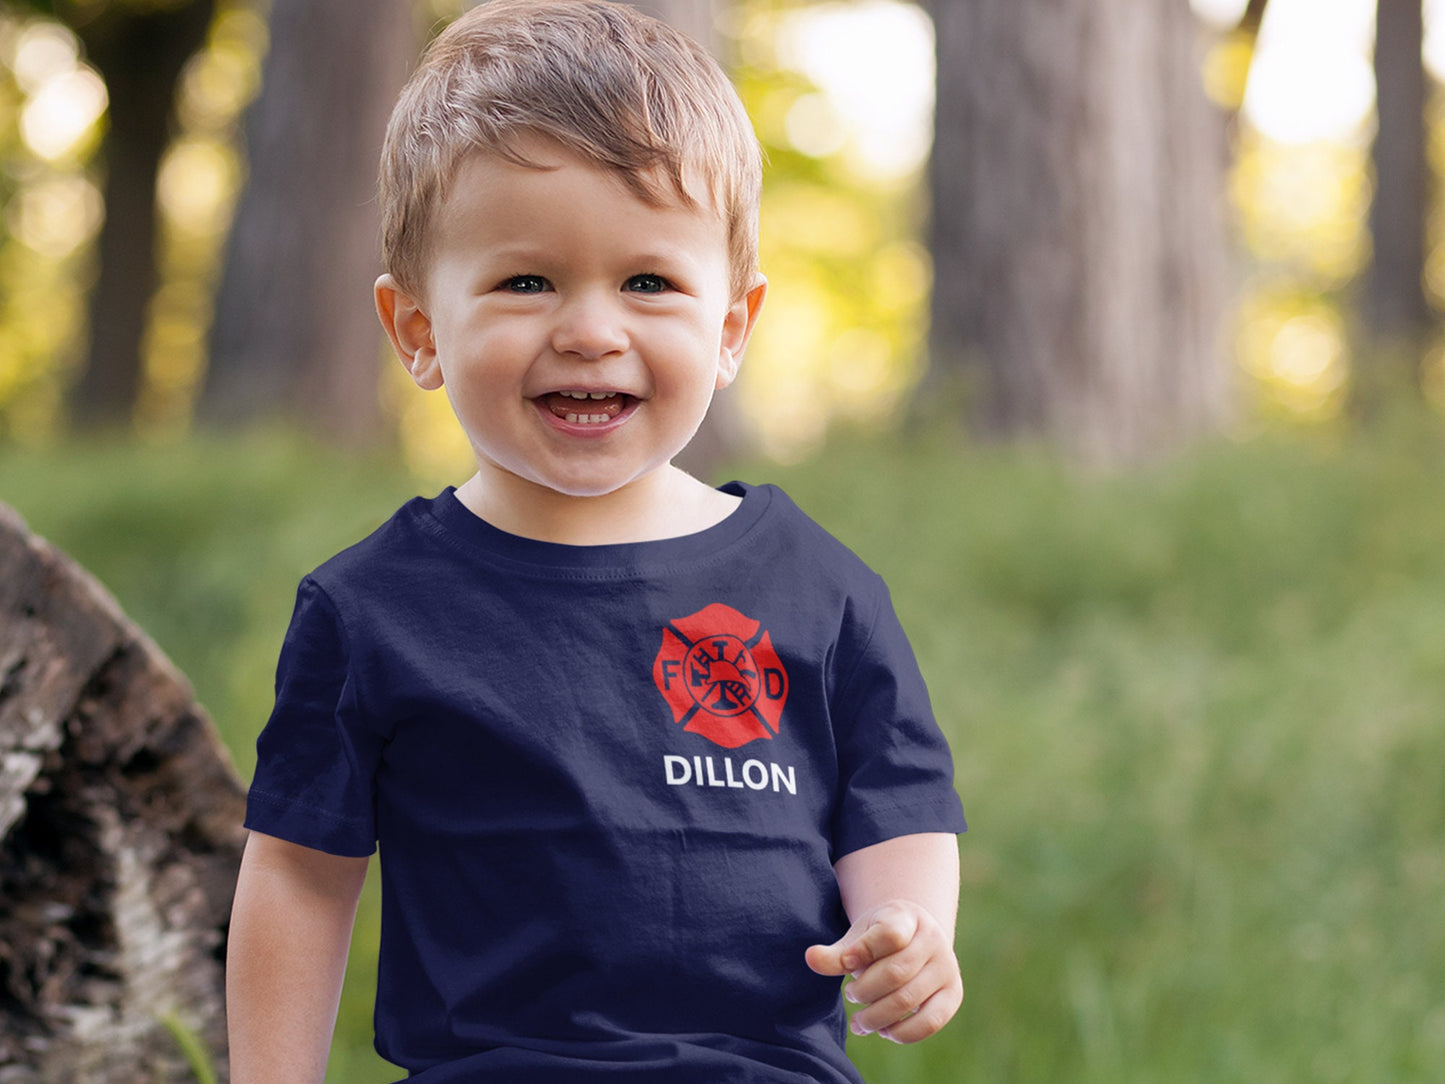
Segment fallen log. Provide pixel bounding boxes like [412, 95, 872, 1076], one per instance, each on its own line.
[0, 500, 246, 1082]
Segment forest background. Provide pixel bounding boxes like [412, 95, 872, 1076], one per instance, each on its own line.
[2, 0, 1444, 1080]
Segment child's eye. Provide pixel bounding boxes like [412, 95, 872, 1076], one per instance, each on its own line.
[626, 274, 670, 294]
[501, 275, 550, 293]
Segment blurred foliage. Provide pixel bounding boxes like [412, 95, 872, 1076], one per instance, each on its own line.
[0, 0, 937, 462]
[4, 2, 1445, 1080]
[6, 411, 1445, 1080]
[6, 1, 207, 16]
[0, 11, 101, 438]
[726, 0, 934, 459]
[0, 0, 262, 441]
[3, 4, 1445, 1080]
[3, 0, 1444, 455]
[0, 430, 420, 773]
[135, 1, 262, 437]
[1228, 131, 1372, 423]
[786, 414, 1445, 1083]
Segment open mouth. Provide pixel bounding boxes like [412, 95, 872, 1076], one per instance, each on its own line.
[540, 390, 634, 425]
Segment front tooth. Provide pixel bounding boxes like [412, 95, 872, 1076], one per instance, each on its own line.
[589, 391, 610, 399]
[566, 413, 579, 423]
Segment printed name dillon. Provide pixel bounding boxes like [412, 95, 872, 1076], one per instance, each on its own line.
[663, 754, 797, 795]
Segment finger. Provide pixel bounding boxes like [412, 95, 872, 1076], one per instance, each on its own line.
[804, 941, 850, 976]
[847, 956, 951, 1035]
[806, 921, 877, 976]
[841, 937, 931, 1008]
[875, 982, 965, 1044]
[841, 907, 919, 977]
[806, 903, 910, 976]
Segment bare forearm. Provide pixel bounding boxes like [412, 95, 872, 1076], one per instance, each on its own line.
[833, 832, 960, 932]
[806, 832, 964, 1043]
[227, 833, 369, 1084]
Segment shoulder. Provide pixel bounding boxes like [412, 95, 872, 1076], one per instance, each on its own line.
[305, 493, 447, 604]
[740, 481, 888, 597]
[726, 482, 896, 664]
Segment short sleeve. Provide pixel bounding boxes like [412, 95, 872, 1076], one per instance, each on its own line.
[830, 584, 967, 859]
[244, 576, 381, 856]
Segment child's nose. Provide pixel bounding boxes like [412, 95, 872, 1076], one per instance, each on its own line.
[551, 292, 628, 359]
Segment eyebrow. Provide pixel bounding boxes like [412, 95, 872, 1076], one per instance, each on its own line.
[477, 243, 703, 268]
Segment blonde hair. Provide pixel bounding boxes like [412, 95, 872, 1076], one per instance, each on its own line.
[380, 0, 762, 299]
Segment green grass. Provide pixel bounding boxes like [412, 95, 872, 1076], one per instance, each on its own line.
[4, 422, 1444, 1082]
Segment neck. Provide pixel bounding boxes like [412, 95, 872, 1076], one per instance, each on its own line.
[454, 465, 739, 546]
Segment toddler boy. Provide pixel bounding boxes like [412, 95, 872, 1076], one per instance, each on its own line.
[225, 2, 967, 1081]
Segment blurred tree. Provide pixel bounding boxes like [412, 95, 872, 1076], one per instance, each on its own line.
[923, 0, 1230, 465]
[198, 0, 414, 446]
[11, 0, 218, 430]
[1365, 0, 1431, 371]
[1238, 0, 1268, 38]
[1228, 0, 1269, 130]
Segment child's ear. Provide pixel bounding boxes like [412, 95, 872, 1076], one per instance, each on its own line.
[716, 273, 767, 390]
[375, 274, 443, 390]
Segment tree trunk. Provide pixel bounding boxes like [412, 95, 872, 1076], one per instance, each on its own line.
[1366, 0, 1431, 359]
[67, 1, 217, 431]
[1227, 0, 1270, 131]
[925, 0, 1231, 465]
[0, 502, 246, 1082]
[199, 0, 416, 447]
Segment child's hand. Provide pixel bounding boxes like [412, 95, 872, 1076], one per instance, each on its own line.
[804, 899, 963, 1043]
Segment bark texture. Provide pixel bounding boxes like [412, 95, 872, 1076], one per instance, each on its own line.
[199, 0, 417, 446]
[1367, 0, 1431, 350]
[0, 502, 246, 1082]
[926, 0, 1231, 465]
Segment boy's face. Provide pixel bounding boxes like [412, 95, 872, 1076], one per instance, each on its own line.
[377, 140, 765, 505]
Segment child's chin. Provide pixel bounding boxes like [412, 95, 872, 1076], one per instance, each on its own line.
[528, 470, 642, 500]
[546, 464, 677, 501]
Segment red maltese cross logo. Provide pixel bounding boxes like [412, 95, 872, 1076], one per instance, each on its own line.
[652, 603, 789, 749]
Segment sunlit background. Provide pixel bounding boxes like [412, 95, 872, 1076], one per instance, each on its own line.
[1, 0, 1444, 457]
[5, 7, 1445, 1080]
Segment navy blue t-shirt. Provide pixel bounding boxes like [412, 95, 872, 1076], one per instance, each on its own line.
[245, 482, 967, 1082]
